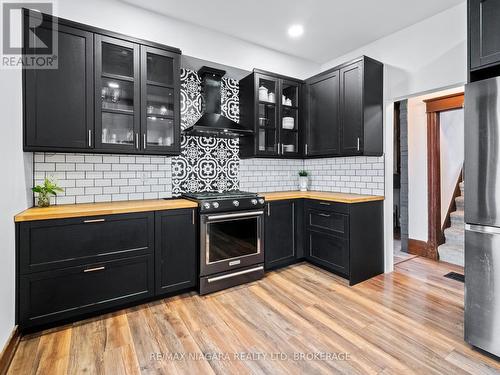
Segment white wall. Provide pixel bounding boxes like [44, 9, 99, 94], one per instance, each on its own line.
[320, 2, 467, 101]
[55, 0, 319, 79]
[440, 109, 464, 223]
[0, 67, 33, 350]
[407, 96, 429, 241]
[320, 3, 468, 270]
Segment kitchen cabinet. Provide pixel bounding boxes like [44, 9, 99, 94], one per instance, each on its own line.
[305, 70, 340, 156]
[23, 13, 94, 151]
[239, 70, 304, 158]
[304, 199, 384, 285]
[155, 208, 197, 295]
[264, 200, 297, 270]
[95, 35, 140, 153]
[16, 212, 155, 329]
[305, 56, 383, 157]
[469, 0, 500, 72]
[23, 10, 181, 155]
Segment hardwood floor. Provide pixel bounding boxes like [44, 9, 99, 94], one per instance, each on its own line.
[8, 257, 500, 374]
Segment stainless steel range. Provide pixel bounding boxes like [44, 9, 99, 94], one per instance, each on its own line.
[182, 191, 266, 295]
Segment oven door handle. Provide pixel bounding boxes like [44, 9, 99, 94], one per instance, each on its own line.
[206, 210, 264, 221]
[207, 266, 264, 283]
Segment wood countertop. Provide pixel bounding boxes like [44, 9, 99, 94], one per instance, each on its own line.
[14, 191, 383, 222]
[262, 191, 384, 203]
[14, 199, 198, 222]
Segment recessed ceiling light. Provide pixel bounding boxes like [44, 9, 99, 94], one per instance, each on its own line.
[288, 24, 304, 38]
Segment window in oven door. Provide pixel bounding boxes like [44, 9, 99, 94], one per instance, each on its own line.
[205, 212, 262, 264]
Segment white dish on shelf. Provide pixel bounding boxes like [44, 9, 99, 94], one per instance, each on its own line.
[282, 117, 295, 130]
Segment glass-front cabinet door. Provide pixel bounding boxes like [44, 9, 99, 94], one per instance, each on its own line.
[95, 35, 140, 152]
[279, 80, 300, 157]
[140, 46, 180, 154]
[255, 74, 279, 156]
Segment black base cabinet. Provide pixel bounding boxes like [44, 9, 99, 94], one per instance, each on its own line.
[155, 208, 197, 295]
[264, 200, 303, 270]
[304, 200, 384, 285]
[16, 208, 197, 331]
[264, 199, 384, 286]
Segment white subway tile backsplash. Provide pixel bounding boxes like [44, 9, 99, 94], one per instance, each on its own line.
[33, 153, 173, 205]
[33, 150, 384, 205]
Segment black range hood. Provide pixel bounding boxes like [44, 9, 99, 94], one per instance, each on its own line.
[182, 66, 253, 138]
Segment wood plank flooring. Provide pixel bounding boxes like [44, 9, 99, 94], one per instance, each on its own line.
[8, 257, 500, 374]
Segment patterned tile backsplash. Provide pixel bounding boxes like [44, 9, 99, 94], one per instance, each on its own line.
[31, 69, 385, 204]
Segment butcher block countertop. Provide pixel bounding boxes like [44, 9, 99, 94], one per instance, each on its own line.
[262, 191, 384, 204]
[14, 199, 197, 222]
[14, 191, 384, 222]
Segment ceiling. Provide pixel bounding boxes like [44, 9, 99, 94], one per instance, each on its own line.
[122, 0, 464, 64]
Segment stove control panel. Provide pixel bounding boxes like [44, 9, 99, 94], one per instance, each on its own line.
[199, 196, 265, 213]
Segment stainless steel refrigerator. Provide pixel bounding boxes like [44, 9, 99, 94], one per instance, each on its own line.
[465, 76, 500, 358]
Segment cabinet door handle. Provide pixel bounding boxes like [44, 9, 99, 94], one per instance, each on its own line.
[305, 144, 308, 155]
[192, 210, 195, 225]
[88, 130, 92, 147]
[281, 143, 284, 154]
[357, 137, 360, 151]
[267, 203, 271, 216]
[83, 218, 105, 223]
[318, 213, 331, 218]
[143, 134, 146, 149]
[319, 202, 330, 206]
[83, 266, 105, 273]
[135, 133, 139, 149]
[277, 142, 281, 155]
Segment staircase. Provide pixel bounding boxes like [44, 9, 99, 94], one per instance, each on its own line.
[438, 181, 464, 266]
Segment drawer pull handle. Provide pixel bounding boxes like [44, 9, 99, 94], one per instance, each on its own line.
[319, 202, 331, 206]
[83, 266, 105, 273]
[318, 213, 331, 217]
[83, 219, 105, 223]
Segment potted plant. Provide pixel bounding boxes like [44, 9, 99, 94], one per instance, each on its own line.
[298, 170, 309, 192]
[32, 178, 64, 208]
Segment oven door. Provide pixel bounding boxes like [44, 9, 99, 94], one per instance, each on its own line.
[200, 210, 264, 276]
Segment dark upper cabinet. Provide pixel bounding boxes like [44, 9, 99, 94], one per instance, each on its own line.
[95, 35, 140, 153]
[239, 70, 303, 158]
[469, 0, 500, 71]
[23, 10, 181, 155]
[265, 200, 296, 269]
[155, 209, 197, 295]
[306, 70, 340, 156]
[141, 46, 181, 154]
[23, 13, 93, 151]
[340, 62, 363, 155]
[305, 56, 383, 157]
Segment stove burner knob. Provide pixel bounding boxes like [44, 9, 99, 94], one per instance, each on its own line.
[258, 198, 265, 204]
[251, 199, 258, 205]
[212, 202, 219, 208]
[203, 202, 211, 210]
[232, 200, 240, 207]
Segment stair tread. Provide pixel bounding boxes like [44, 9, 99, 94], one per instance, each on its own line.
[438, 243, 464, 266]
[455, 196, 464, 203]
[450, 210, 464, 218]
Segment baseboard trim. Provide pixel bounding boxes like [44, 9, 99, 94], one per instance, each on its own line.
[408, 238, 435, 259]
[0, 326, 20, 375]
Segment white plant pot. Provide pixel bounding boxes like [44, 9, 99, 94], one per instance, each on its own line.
[299, 176, 308, 192]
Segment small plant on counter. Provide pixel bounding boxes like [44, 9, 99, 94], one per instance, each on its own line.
[298, 170, 309, 192]
[32, 178, 64, 208]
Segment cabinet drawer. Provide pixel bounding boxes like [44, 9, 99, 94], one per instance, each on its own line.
[306, 209, 348, 237]
[18, 212, 154, 274]
[307, 230, 349, 276]
[18, 254, 153, 328]
[305, 199, 349, 214]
